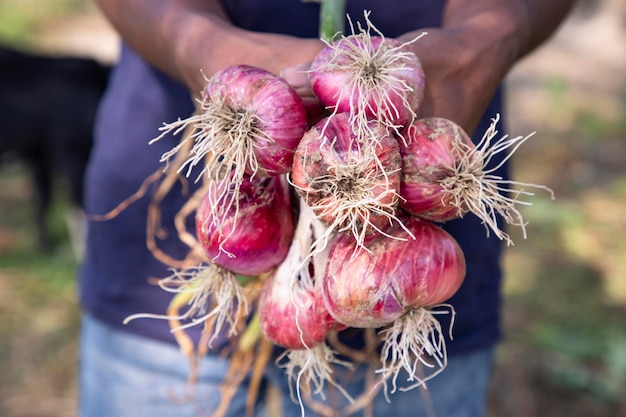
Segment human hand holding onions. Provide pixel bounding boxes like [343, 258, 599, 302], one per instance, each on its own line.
[88, 1, 575, 416]
[144, 18, 554, 409]
[144, 8, 556, 409]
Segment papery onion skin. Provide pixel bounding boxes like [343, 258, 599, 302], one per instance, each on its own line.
[399, 117, 474, 222]
[196, 175, 293, 276]
[310, 36, 425, 127]
[291, 113, 402, 233]
[258, 272, 338, 350]
[204, 65, 308, 175]
[322, 216, 466, 328]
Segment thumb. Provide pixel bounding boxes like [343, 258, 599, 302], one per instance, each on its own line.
[280, 62, 313, 93]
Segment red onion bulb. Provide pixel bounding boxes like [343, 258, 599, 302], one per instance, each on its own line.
[310, 31, 425, 133]
[155, 64, 308, 180]
[258, 271, 337, 350]
[399, 117, 474, 222]
[291, 113, 402, 247]
[257, 202, 348, 397]
[258, 201, 341, 350]
[196, 174, 293, 276]
[399, 115, 553, 245]
[322, 215, 466, 390]
[322, 216, 466, 329]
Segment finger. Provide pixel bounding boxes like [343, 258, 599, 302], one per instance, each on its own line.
[280, 62, 312, 92]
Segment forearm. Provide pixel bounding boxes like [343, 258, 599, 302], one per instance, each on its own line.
[442, 0, 576, 73]
[96, 0, 323, 94]
[397, 0, 575, 134]
[96, 0, 222, 87]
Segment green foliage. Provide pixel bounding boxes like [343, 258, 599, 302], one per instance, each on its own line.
[0, 164, 79, 417]
[538, 332, 626, 404]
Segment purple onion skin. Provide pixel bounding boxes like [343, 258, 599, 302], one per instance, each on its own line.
[310, 36, 425, 127]
[204, 65, 308, 175]
[399, 118, 474, 222]
[196, 175, 293, 276]
[322, 216, 466, 328]
[291, 113, 402, 232]
[258, 272, 338, 350]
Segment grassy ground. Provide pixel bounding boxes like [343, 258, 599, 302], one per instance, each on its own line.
[0, 167, 80, 417]
[0, 1, 625, 416]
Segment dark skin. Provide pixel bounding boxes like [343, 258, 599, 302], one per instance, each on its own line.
[96, 0, 575, 135]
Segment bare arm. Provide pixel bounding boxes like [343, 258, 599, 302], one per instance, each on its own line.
[97, 0, 574, 133]
[399, 0, 576, 134]
[95, 0, 324, 94]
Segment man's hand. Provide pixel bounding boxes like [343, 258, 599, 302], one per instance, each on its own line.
[401, 27, 508, 137]
[95, 0, 572, 126]
[279, 0, 573, 136]
[400, 0, 574, 135]
[279, 27, 508, 135]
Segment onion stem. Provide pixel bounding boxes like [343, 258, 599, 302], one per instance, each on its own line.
[319, 0, 346, 41]
[235, 274, 256, 287]
[238, 312, 261, 352]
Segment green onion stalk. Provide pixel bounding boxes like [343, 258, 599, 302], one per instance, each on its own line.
[319, 0, 347, 41]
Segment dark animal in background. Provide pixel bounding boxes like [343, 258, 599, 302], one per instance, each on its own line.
[0, 45, 110, 251]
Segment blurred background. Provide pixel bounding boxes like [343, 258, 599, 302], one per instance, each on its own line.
[0, 0, 624, 416]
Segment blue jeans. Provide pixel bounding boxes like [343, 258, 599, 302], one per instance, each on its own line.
[79, 314, 493, 417]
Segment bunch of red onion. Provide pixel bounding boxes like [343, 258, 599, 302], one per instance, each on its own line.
[137, 65, 307, 346]
[134, 11, 552, 407]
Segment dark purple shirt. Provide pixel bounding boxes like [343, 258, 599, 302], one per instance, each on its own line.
[79, 0, 504, 355]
